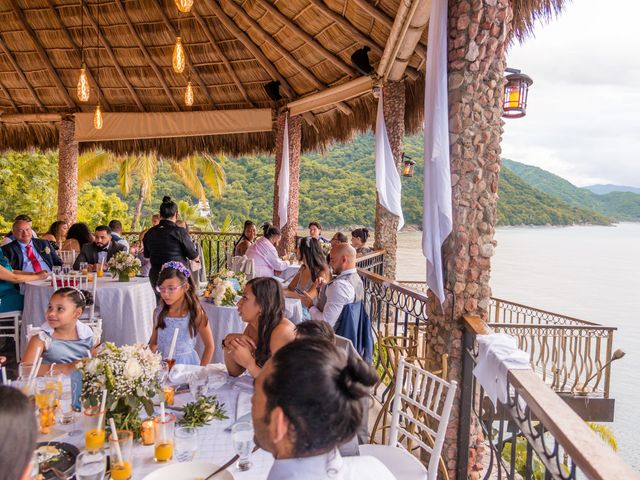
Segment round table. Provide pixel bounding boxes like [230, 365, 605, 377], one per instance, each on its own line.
[21, 276, 157, 350]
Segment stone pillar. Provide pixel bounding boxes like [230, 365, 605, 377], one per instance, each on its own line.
[424, 0, 512, 478]
[57, 119, 78, 224]
[272, 113, 302, 256]
[373, 80, 405, 279]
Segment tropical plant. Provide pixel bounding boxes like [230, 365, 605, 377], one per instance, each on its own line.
[177, 200, 213, 231]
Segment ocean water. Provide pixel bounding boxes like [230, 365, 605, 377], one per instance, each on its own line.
[396, 223, 640, 470]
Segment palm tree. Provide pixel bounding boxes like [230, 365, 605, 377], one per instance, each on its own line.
[78, 150, 226, 229]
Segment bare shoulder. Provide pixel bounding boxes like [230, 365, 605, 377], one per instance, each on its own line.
[270, 318, 297, 350]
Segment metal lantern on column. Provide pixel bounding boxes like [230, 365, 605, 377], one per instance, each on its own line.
[402, 153, 415, 177]
[502, 68, 533, 119]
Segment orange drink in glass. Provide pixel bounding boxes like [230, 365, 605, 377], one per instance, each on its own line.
[35, 387, 58, 434]
[153, 413, 175, 462]
[83, 406, 106, 451]
[109, 430, 133, 480]
[162, 386, 175, 406]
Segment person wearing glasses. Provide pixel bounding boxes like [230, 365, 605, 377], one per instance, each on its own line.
[148, 262, 214, 366]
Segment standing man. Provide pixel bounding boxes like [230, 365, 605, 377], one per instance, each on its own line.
[73, 225, 126, 270]
[108, 220, 130, 251]
[1, 218, 61, 272]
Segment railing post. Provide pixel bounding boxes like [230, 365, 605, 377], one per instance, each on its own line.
[457, 323, 473, 479]
[604, 331, 614, 399]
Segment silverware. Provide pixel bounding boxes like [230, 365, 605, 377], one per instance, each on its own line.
[204, 446, 260, 480]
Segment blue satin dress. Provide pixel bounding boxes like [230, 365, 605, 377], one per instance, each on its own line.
[0, 249, 24, 313]
[156, 313, 200, 366]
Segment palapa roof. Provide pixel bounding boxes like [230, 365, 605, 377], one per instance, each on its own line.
[0, 0, 564, 158]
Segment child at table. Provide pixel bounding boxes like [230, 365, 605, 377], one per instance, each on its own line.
[148, 261, 214, 366]
[22, 287, 100, 376]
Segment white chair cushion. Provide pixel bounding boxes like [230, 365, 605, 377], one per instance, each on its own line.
[359, 444, 428, 480]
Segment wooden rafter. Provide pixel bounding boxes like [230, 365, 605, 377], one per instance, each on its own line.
[152, 1, 217, 108]
[191, 6, 254, 107]
[0, 79, 19, 112]
[44, 0, 111, 111]
[113, 0, 180, 111]
[207, 1, 296, 98]
[8, 0, 76, 110]
[82, 3, 145, 111]
[252, 0, 357, 77]
[0, 35, 45, 111]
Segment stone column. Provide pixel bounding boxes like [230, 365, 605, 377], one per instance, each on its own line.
[272, 113, 302, 256]
[57, 118, 78, 224]
[424, 0, 512, 478]
[373, 80, 405, 279]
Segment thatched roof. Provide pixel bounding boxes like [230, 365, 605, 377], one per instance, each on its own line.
[0, 0, 564, 157]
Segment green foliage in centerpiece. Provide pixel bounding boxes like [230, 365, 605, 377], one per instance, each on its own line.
[107, 251, 142, 280]
[203, 270, 246, 306]
[179, 395, 228, 428]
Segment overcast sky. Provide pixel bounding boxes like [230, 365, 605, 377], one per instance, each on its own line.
[501, 0, 640, 187]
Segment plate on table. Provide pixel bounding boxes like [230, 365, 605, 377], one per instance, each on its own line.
[34, 441, 79, 479]
[142, 461, 234, 479]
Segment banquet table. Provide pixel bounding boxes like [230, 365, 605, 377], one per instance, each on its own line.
[21, 276, 157, 351]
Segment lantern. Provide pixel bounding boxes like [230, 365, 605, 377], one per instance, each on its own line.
[77, 64, 90, 102]
[93, 104, 103, 130]
[402, 153, 415, 177]
[175, 0, 194, 13]
[502, 70, 533, 119]
[173, 37, 186, 74]
[185, 80, 194, 107]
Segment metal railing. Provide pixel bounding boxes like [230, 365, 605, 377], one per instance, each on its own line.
[355, 250, 385, 275]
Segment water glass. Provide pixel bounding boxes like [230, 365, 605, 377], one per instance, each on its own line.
[75, 450, 106, 480]
[62, 265, 71, 275]
[18, 362, 34, 379]
[109, 430, 133, 480]
[153, 413, 176, 463]
[58, 390, 74, 424]
[83, 406, 106, 452]
[188, 375, 207, 400]
[231, 422, 254, 471]
[52, 265, 62, 276]
[79, 262, 89, 275]
[175, 426, 198, 462]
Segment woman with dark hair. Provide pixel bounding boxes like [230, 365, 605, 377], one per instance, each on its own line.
[42, 220, 68, 250]
[245, 223, 289, 277]
[351, 227, 372, 255]
[142, 196, 199, 291]
[285, 237, 330, 319]
[233, 220, 257, 256]
[0, 386, 38, 480]
[61, 222, 92, 252]
[223, 277, 296, 377]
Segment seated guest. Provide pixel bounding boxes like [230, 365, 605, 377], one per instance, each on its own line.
[234, 220, 257, 256]
[308, 221, 330, 244]
[0, 214, 37, 247]
[0, 249, 48, 313]
[224, 277, 295, 378]
[351, 227, 372, 255]
[62, 222, 93, 252]
[73, 225, 126, 271]
[0, 385, 38, 480]
[246, 223, 289, 278]
[302, 244, 364, 328]
[108, 219, 130, 251]
[252, 338, 394, 479]
[22, 287, 99, 375]
[42, 220, 68, 251]
[328, 232, 348, 264]
[1, 217, 62, 272]
[285, 237, 330, 320]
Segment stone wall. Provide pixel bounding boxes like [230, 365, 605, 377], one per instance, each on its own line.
[57, 119, 78, 224]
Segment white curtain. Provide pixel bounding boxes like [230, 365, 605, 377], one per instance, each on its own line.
[277, 116, 290, 229]
[422, 0, 453, 306]
[375, 93, 404, 230]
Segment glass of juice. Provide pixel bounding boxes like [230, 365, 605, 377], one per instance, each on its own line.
[83, 406, 106, 452]
[96, 263, 104, 278]
[162, 386, 175, 406]
[109, 430, 133, 480]
[153, 413, 176, 463]
[35, 386, 58, 434]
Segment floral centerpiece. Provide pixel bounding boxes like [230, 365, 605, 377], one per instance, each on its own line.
[203, 270, 246, 306]
[78, 342, 162, 437]
[108, 251, 142, 282]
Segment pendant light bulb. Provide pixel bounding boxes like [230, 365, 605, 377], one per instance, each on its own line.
[77, 64, 91, 102]
[175, 0, 194, 13]
[173, 36, 186, 74]
[185, 80, 194, 107]
[94, 104, 103, 130]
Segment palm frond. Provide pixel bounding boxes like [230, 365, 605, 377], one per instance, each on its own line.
[195, 153, 226, 198]
[119, 157, 134, 196]
[138, 155, 159, 201]
[170, 158, 206, 201]
[78, 149, 115, 184]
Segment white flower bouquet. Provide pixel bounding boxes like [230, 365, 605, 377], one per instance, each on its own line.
[107, 251, 142, 281]
[203, 270, 246, 306]
[78, 342, 163, 436]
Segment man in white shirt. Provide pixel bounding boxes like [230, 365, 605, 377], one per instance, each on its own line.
[304, 244, 363, 328]
[252, 338, 396, 480]
[108, 219, 130, 251]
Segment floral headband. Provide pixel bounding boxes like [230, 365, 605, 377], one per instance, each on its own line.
[161, 261, 191, 277]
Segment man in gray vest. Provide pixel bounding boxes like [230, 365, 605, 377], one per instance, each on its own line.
[304, 243, 364, 328]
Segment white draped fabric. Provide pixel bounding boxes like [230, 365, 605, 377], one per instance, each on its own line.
[422, 0, 453, 306]
[277, 116, 290, 229]
[374, 93, 404, 230]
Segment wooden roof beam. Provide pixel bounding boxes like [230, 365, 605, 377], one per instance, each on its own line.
[113, 0, 180, 111]
[8, 0, 76, 110]
[0, 35, 45, 111]
[251, 0, 357, 77]
[152, 1, 217, 108]
[44, 0, 111, 111]
[81, 3, 144, 111]
[191, 6, 254, 107]
[207, 1, 296, 99]
[0, 79, 19, 112]
[222, 0, 353, 115]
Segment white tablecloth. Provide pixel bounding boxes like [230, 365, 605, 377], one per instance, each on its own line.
[277, 264, 301, 283]
[21, 276, 157, 350]
[199, 297, 304, 363]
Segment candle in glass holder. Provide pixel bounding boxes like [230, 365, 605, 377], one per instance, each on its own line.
[162, 386, 175, 406]
[140, 419, 155, 446]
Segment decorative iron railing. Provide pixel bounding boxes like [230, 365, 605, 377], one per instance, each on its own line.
[354, 250, 385, 275]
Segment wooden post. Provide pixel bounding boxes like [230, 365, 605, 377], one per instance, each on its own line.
[57, 119, 78, 224]
[272, 113, 302, 255]
[374, 80, 405, 280]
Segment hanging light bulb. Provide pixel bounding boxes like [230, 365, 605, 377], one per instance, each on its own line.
[94, 104, 103, 130]
[175, 0, 194, 13]
[173, 36, 186, 74]
[185, 80, 194, 106]
[77, 63, 90, 102]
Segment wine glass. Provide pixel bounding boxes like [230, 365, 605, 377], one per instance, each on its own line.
[231, 422, 254, 471]
[75, 450, 106, 480]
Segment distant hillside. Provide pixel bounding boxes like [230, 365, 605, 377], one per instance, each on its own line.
[503, 159, 640, 222]
[585, 184, 640, 195]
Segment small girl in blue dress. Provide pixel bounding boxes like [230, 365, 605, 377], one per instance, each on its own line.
[148, 261, 214, 366]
